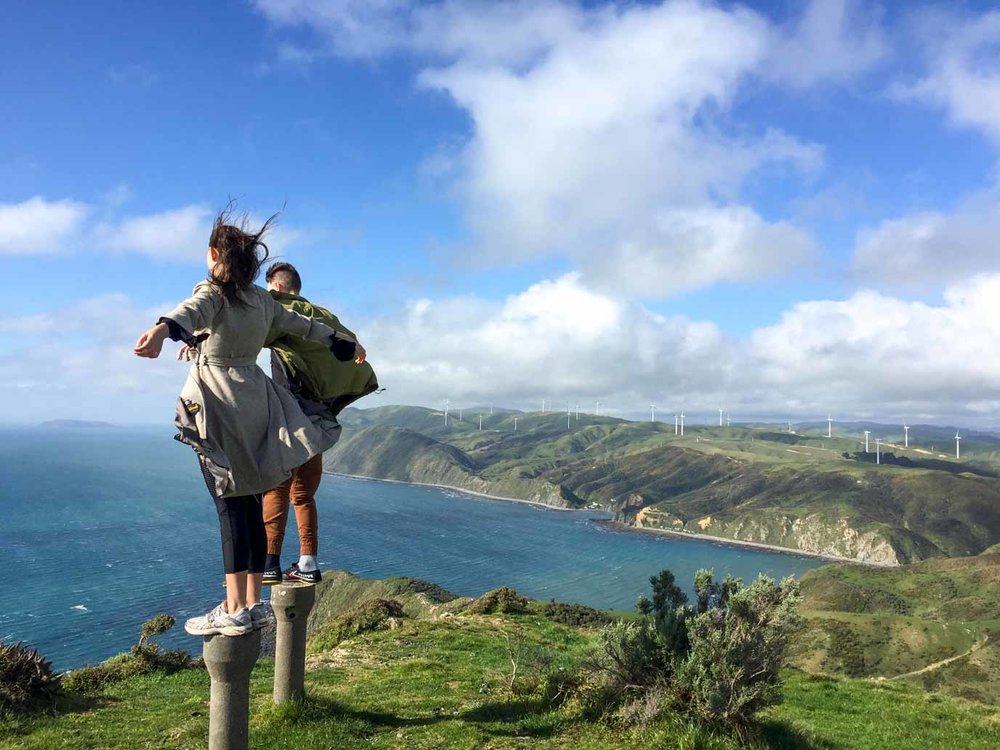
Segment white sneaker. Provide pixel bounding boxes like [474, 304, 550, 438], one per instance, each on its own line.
[249, 602, 273, 631]
[184, 603, 253, 636]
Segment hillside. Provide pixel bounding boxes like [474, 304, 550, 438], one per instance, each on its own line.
[328, 406, 1000, 564]
[794, 549, 1000, 705]
[5, 570, 999, 749]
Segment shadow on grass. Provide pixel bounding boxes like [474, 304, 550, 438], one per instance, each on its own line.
[0, 693, 120, 740]
[459, 699, 562, 739]
[266, 694, 445, 731]
[757, 719, 839, 750]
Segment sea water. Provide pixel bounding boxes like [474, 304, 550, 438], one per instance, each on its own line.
[0, 426, 822, 671]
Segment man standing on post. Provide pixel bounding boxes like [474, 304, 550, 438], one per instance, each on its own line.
[262, 262, 378, 584]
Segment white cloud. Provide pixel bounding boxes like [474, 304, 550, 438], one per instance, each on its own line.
[0, 197, 90, 255]
[255, 0, 889, 297]
[893, 8, 1000, 146]
[852, 191, 1000, 290]
[764, 0, 888, 88]
[99, 204, 213, 262]
[7, 274, 1000, 425]
[749, 274, 1000, 418]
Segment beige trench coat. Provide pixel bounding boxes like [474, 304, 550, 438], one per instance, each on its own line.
[164, 281, 349, 498]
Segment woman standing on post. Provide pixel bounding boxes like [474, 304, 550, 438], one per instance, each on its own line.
[133, 205, 357, 636]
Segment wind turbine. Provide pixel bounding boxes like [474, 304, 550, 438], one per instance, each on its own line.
[864, 430, 871, 453]
[514, 417, 518, 432]
[459, 408, 463, 422]
[904, 425, 910, 448]
[719, 408, 724, 427]
[955, 432, 962, 459]
[875, 437, 882, 465]
[490, 402, 494, 415]
[576, 403, 580, 420]
[827, 415, 833, 439]
[674, 414, 678, 435]
[651, 404, 657, 423]
[787, 421, 793, 434]
[567, 404, 571, 430]
[595, 400, 601, 416]
[479, 414, 483, 431]
[444, 399, 449, 427]
[726, 415, 731, 427]
[542, 399, 546, 414]
[680, 412, 685, 436]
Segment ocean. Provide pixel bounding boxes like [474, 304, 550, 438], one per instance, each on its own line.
[0, 426, 822, 671]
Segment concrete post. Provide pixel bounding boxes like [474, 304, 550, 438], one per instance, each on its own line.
[272, 582, 316, 703]
[202, 630, 261, 750]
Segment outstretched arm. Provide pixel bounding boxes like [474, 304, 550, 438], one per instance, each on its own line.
[269, 298, 359, 362]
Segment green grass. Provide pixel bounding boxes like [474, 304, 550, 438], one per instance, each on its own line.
[4, 611, 998, 749]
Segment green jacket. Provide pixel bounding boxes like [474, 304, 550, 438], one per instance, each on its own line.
[265, 291, 378, 414]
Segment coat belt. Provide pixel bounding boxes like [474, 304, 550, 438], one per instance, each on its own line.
[199, 355, 258, 367]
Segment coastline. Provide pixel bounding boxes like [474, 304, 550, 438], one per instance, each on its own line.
[596, 520, 894, 567]
[326, 471, 605, 514]
[326, 471, 889, 567]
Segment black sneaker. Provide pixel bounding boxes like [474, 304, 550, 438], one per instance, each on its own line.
[284, 563, 321, 584]
[262, 567, 283, 585]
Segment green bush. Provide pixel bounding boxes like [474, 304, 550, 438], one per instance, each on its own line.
[586, 568, 801, 731]
[0, 641, 61, 714]
[62, 615, 196, 694]
[677, 574, 801, 730]
[542, 602, 612, 628]
[309, 598, 405, 653]
[385, 577, 458, 604]
[467, 587, 529, 615]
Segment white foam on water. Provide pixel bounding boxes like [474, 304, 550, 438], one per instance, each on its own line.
[71, 605, 89, 612]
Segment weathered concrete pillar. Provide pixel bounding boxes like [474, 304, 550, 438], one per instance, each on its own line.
[271, 582, 316, 703]
[202, 630, 261, 750]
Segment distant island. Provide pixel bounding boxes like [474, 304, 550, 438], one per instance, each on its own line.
[328, 405, 1000, 566]
[41, 419, 117, 429]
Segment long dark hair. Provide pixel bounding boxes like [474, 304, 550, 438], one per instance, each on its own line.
[207, 202, 279, 306]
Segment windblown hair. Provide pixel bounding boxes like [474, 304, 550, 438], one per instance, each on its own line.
[207, 202, 278, 306]
[265, 261, 302, 294]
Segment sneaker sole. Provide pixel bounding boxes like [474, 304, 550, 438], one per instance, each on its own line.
[184, 623, 254, 637]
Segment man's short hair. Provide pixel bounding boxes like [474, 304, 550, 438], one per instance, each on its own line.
[265, 262, 302, 293]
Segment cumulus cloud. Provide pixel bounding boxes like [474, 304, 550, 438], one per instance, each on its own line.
[0, 197, 90, 255]
[851, 191, 1000, 290]
[8, 273, 1000, 424]
[255, 0, 893, 297]
[99, 204, 213, 262]
[749, 274, 1000, 419]
[893, 8, 1000, 146]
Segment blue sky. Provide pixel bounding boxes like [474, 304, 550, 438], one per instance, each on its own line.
[3, 1, 1000, 425]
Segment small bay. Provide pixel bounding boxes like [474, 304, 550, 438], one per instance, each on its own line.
[0, 427, 822, 671]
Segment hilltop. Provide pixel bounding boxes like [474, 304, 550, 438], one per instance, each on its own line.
[328, 406, 1000, 565]
[5, 564, 998, 749]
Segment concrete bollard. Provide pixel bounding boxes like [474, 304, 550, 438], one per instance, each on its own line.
[271, 582, 316, 704]
[202, 630, 262, 750]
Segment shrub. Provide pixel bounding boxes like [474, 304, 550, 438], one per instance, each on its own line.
[467, 587, 529, 615]
[63, 614, 195, 694]
[310, 598, 404, 652]
[542, 602, 612, 628]
[586, 568, 802, 731]
[385, 577, 458, 604]
[0, 641, 61, 714]
[677, 573, 801, 731]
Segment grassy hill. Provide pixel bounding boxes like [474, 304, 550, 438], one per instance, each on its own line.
[794, 550, 1000, 705]
[5, 569, 1000, 750]
[328, 406, 1000, 564]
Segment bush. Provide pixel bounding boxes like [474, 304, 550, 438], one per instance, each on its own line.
[0, 641, 61, 714]
[542, 602, 612, 628]
[309, 598, 405, 652]
[677, 574, 801, 730]
[585, 568, 801, 731]
[63, 615, 195, 694]
[385, 577, 458, 604]
[467, 587, 529, 615]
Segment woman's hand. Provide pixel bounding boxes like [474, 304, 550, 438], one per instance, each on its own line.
[134, 323, 169, 359]
[355, 342, 367, 365]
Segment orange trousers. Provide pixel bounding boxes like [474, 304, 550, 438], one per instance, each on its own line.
[263, 454, 322, 557]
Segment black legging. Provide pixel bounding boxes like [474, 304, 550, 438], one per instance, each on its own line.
[199, 458, 266, 575]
